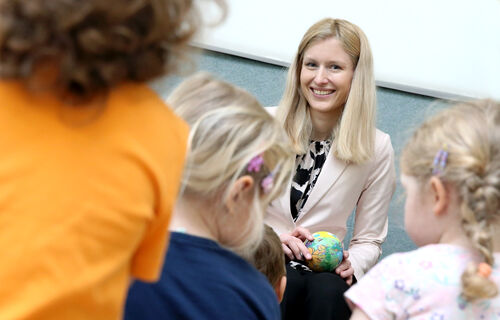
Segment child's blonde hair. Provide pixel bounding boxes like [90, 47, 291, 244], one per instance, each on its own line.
[401, 99, 500, 302]
[276, 18, 376, 164]
[169, 72, 294, 256]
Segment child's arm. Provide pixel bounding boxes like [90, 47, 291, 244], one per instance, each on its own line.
[350, 307, 371, 320]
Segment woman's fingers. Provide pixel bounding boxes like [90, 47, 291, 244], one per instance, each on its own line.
[343, 250, 349, 259]
[290, 226, 314, 241]
[288, 238, 311, 260]
[298, 241, 312, 260]
[335, 250, 354, 282]
[280, 233, 312, 260]
[339, 265, 354, 278]
[282, 244, 294, 260]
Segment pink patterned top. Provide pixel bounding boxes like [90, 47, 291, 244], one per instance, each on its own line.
[345, 244, 500, 319]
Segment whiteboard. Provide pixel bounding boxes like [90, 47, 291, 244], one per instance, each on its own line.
[193, 0, 500, 100]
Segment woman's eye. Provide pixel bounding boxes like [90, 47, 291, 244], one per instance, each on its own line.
[330, 64, 340, 70]
[305, 62, 316, 68]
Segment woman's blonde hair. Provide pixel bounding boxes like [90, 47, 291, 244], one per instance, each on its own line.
[401, 99, 500, 302]
[276, 18, 375, 164]
[169, 72, 294, 256]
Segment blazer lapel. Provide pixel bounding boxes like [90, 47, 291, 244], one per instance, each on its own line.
[297, 152, 349, 221]
[279, 176, 294, 224]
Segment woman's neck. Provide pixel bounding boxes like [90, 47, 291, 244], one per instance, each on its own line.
[309, 107, 343, 140]
[169, 196, 218, 241]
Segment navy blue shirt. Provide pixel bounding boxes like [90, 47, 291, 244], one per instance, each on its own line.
[125, 232, 280, 320]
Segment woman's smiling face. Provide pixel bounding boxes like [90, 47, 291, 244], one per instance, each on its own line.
[300, 37, 354, 118]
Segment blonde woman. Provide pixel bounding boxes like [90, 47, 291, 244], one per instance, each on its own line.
[265, 18, 396, 319]
[125, 73, 294, 320]
[346, 99, 500, 319]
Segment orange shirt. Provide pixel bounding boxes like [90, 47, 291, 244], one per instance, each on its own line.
[0, 81, 188, 319]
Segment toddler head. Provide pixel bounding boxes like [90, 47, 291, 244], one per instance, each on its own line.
[0, 0, 220, 98]
[249, 224, 287, 302]
[169, 72, 294, 256]
[401, 99, 500, 301]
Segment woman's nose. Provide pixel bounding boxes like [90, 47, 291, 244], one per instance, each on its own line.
[313, 67, 328, 85]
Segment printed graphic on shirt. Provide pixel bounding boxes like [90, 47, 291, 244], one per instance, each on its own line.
[290, 140, 331, 221]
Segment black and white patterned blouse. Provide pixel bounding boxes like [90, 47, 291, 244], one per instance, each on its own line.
[290, 140, 332, 221]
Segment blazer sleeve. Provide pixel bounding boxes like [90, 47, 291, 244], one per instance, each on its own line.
[348, 132, 396, 279]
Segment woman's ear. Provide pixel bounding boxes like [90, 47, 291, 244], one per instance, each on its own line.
[225, 175, 254, 214]
[429, 176, 449, 216]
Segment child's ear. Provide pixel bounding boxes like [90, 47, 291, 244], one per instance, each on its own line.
[225, 175, 254, 214]
[275, 276, 287, 303]
[429, 176, 449, 216]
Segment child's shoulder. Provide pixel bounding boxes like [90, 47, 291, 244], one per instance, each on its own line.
[168, 232, 264, 277]
[165, 233, 279, 318]
[382, 244, 472, 263]
[108, 83, 178, 118]
[106, 83, 188, 148]
[373, 244, 475, 278]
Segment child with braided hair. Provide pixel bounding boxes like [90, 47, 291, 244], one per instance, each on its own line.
[345, 99, 500, 319]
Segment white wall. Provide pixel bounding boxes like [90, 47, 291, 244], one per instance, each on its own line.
[193, 0, 500, 100]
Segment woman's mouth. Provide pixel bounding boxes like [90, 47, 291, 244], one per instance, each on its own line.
[311, 88, 335, 97]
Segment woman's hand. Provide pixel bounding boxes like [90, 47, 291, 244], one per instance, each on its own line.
[280, 227, 314, 261]
[335, 250, 354, 285]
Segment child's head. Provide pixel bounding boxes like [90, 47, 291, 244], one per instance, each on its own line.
[0, 0, 219, 98]
[169, 72, 294, 257]
[400, 99, 500, 302]
[249, 224, 287, 302]
[278, 18, 375, 163]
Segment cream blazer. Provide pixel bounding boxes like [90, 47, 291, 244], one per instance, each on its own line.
[265, 108, 396, 279]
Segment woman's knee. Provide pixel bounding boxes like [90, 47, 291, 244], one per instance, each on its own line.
[305, 272, 349, 297]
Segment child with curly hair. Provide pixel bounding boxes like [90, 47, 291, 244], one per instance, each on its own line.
[0, 1, 223, 319]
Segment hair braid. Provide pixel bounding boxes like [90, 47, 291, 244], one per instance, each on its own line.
[401, 99, 500, 302]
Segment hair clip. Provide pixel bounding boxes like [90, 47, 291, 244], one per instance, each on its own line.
[247, 154, 264, 173]
[247, 155, 280, 194]
[478, 262, 492, 278]
[432, 149, 448, 175]
[261, 174, 274, 194]
[261, 164, 281, 194]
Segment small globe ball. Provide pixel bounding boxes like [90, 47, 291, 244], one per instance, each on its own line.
[304, 231, 343, 272]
